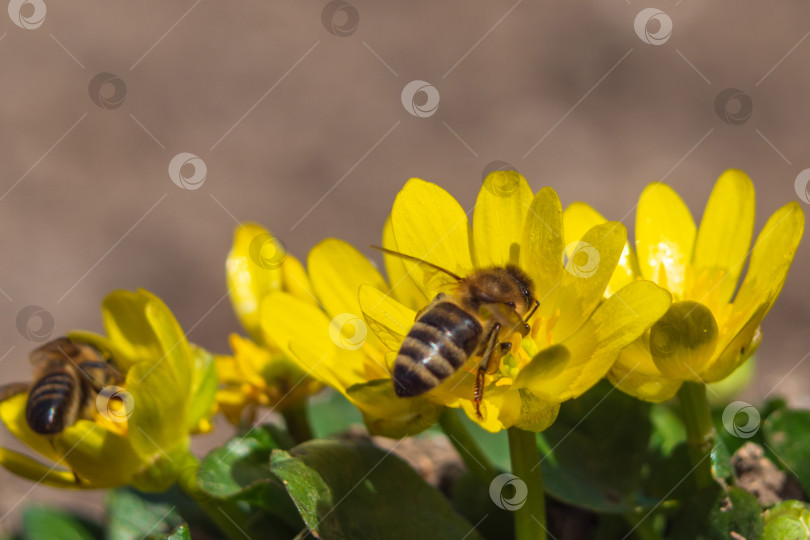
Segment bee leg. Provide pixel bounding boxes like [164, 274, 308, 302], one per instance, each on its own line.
[474, 323, 502, 420]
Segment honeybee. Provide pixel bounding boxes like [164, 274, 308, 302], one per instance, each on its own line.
[0, 337, 123, 436]
[374, 247, 539, 419]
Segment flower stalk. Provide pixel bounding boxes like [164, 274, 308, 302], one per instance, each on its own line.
[677, 381, 715, 490]
[281, 400, 314, 444]
[438, 408, 499, 484]
[508, 427, 546, 540]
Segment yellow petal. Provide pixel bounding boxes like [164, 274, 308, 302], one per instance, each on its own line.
[649, 301, 718, 381]
[281, 254, 318, 306]
[473, 171, 534, 267]
[564, 202, 640, 296]
[691, 170, 756, 306]
[260, 292, 369, 392]
[358, 285, 416, 352]
[308, 239, 388, 321]
[382, 216, 428, 310]
[226, 223, 285, 343]
[636, 183, 696, 296]
[608, 339, 683, 402]
[55, 420, 145, 488]
[701, 304, 765, 383]
[391, 178, 473, 286]
[563, 202, 606, 246]
[0, 446, 79, 488]
[518, 281, 671, 402]
[101, 290, 162, 371]
[554, 222, 628, 341]
[458, 385, 511, 433]
[735, 202, 804, 316]
[504, 388, 560, 432]
[346, 379, 441, 437]
[521, 188, 564, 315]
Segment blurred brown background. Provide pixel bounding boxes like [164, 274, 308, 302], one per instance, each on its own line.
[1, 0, 809, 531]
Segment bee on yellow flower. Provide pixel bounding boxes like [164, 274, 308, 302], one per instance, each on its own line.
[261, 172, 672, 435]
[563, 169, 804, 400]
[0, 289, 216, 490]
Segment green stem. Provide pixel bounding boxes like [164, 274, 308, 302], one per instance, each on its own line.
[677, 381, 715, 490]
[438, 408, 500, 483]
[623, 512, 662, 540]
[508, 427, 546, 540]
[282, 400, 314, 444]
[177, 455, 254, 540]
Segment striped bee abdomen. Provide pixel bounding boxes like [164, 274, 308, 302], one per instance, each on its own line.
[393, 300, 482, 397]
[25, 371, 80, 435]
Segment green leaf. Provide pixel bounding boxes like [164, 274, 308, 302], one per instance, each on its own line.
[270, 438, 485, 540]
[308, 389, 364, 438]
[198, 424, 301, 531]
[763, 500, 810, 539]
[106, 488, 184, 540]
[763, 409, 810, 497]
[669, 485, 763, 540]
[538, 380, 655, 513]
[163, 524, 192, 540]
[449, 471, 514, 540]
[21, 506, 102, 540]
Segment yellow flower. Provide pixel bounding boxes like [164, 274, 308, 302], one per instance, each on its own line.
[564, 169, 804, 401]
[262, 173, 672, 434]
[0, 289, 216, 490]
[218, 223, 321, 424]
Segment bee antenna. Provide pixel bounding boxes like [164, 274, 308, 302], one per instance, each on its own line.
[370, 245, 463, 281]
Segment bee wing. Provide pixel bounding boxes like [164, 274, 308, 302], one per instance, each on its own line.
[0, 382, 30, 402]
[371, 245, 461, 298]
